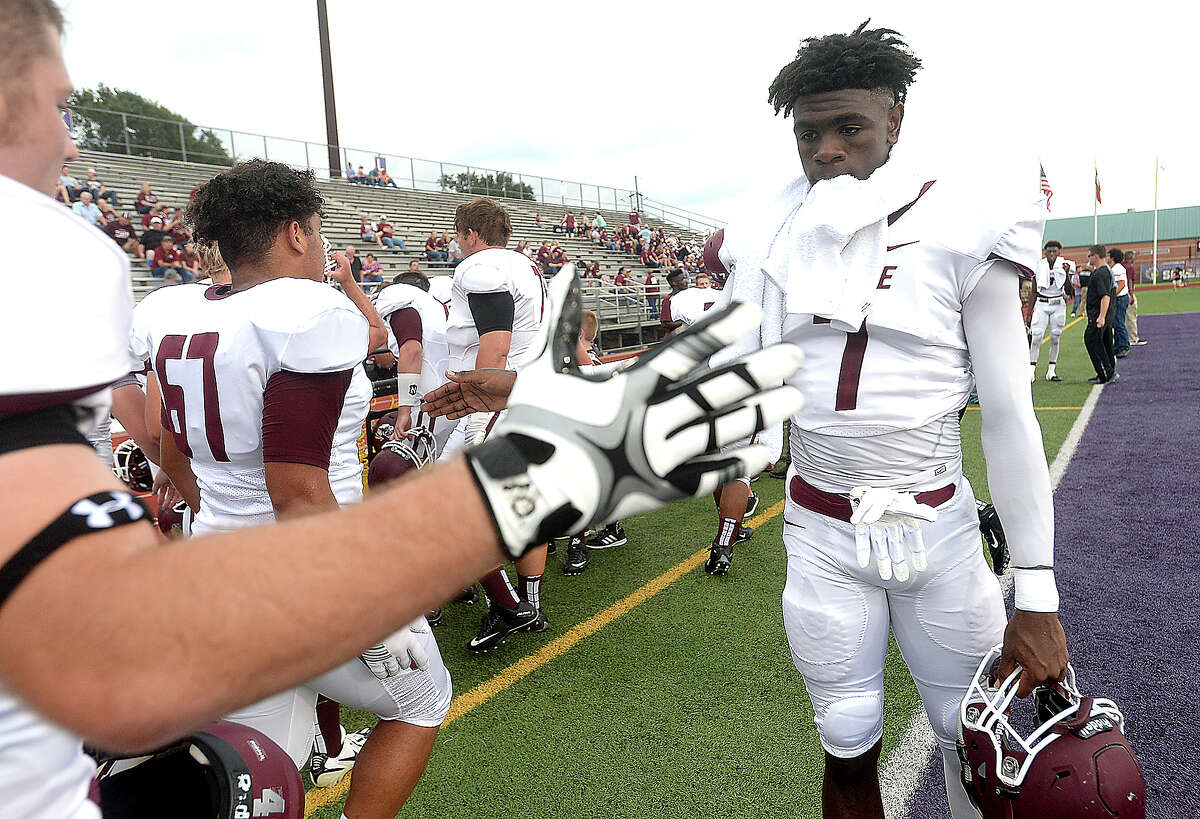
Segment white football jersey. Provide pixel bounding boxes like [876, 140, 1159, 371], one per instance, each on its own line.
[446, 248, 547, 372]
[0, 172, 135, 819]
[330, 364, 372, 506]
[427, 275, 453, 308]
[739, 178, 1043, 491]
[130, 278, 369, 534]
[668, 286, 719, 326]
[1034, 257, 1070, 298]
[375, 283, 452, 408]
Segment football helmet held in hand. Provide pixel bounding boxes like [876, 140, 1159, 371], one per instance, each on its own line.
[113, 439, 153, 493]
[957, 645, 1145, 818]
[367, 428, 438, 488]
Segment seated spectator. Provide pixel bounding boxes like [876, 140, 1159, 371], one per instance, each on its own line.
[84, 168, 119, 206]
[101, 212, 143, 258]
[536, 240, 551, 272]
[602, 231, 617, 251]
[71, 191, 103, 227]
[148, 237, 194, 283]
[361, 253, 383, 282]
[376, 216, 406, 250]
[140, 217, 169, 255]
[345, 161, 356, 181]
[438, 232, 450, 255]
[56, 164, 83, 202]
[354, 166, 368, 184]
[141, 206, 162, 229]
[641, 245, 663, 269]
[513, 240, 531, 259]
[379, 169, 398, 188]
[593, 212, 607, 230]
[638, 226, 652, 244]
[448, 235, 464, 267]
[425, 231, 447, 262]
[360, 215, 383, 248]
[179, 242, 203, 280]
[546, 244, 568, 275]
[344, 245, 363, 282]
[96, 197, 116, 223]
[135, 182, 159, 214]
[535, 213, 543, 228]
[168, 214, 192, 248]
[367, 167, 381, 186]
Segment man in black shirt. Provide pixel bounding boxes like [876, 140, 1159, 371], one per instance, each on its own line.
[1084, 244, 1118, 384]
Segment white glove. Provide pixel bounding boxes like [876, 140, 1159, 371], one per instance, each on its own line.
[848, 487, 937, 582]
[359, 618, 431, 678]
[466, 264, 805, 559]
[465, 412, 491, 447]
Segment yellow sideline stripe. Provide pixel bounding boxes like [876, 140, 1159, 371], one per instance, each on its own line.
[304, 498, 787, 816]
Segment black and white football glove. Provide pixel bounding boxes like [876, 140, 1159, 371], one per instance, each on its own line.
[466, 264, 805, 559]
[977, 500, 1009, 576]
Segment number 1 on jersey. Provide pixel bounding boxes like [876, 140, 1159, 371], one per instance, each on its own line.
[157, 332, 230, 461]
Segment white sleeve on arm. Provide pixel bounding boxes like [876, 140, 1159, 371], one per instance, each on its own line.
[962, 259, 1058, 612]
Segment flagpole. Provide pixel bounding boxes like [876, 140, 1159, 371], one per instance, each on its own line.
[1093, 157, 1098, 244]
[1152, 155, 1160, 285]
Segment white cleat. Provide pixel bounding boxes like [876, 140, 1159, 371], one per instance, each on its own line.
[310, 726, 372, 788]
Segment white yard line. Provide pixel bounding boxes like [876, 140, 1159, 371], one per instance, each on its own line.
[880, 384, 1105, 818]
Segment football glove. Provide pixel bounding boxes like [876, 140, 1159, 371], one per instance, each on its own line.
[359, 618, 431, 678]
[849, 487, 938, 582]
[977, 500, 1009, 576]
[467, 264, 804, 559]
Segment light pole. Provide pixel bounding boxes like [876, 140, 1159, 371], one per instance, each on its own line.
[316, 0, 341, 178]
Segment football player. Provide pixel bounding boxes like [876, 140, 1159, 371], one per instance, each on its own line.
[372, 269, 453, 453]
[1029, 240, 1070, 382]
[710, 23, 1068, 818]
[0, 7, 802, 816]
[132, 161, 452, 818]
[439, 197, 553, 651]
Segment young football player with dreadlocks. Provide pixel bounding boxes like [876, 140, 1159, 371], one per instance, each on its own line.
[705, 21, 1068, 818]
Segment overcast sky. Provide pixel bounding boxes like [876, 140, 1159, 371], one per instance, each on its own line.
[61, 0, 1199, 225]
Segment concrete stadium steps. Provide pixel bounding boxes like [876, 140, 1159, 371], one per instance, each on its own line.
[71, 151, 708, 310]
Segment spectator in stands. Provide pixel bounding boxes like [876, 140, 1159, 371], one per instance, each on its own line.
[135, 182, 159, 214]
[71, 191, 103, 227]
[514, 240, 531, 258]
[56, 164, 83, 202]
[96, 197, 116, 224]
[168, 214, 192, 248]
[593, 212, 607, 230]
[360, 215, 383, 248]
[365, 166, 380, 186]
[148, 237, 194, 283]
[141, 206, 162, 229]
[535, 213, 543, 228]
[644, 269, 660, 315]
[102, 212, 143, 258]
[660, 268, 689, 336]
[638, 224, 653, 244]
[641, 244, 663, 269]
[589, 223, 601, 244]
[547, 244, 568, 275]
[344, 160, 356, 181]
[361, 253, 383, 283]
[448, 236, 464, 267]
[438, 232, 451, 256]
[141, 216, 169, 254]
[83, 168, 119, 206]
[179, 242, 203, 280]
[565, 210, 577, 236]
[344, 245, 364, 282]
[354, 165, 368, 184]
[376, 215, 407, 250]
[425, 231, 447, 262]
[536, 240, 551, 272]
[629, 209, 640, 227]
[379, 169, 398, 188]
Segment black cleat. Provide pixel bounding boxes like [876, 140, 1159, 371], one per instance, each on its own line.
[563, 537, 589, 576]
[1087, 376, 1103, 384]
[467, 599, 539, 653]
[1046, 374, 1063, 382]
[705, 544, 733, 576]
[546, 538, 558, 556]
[526, 607, 550, 633]
[734, 525, 754, 544]
[743, 494, 760, 521]
[425, 608, 443, 627]
[587, 524, 627, 550]
[456, 586, 479, 605]
[768, 462, 788, 479]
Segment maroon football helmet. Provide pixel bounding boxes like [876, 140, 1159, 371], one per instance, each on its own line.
[92, 720, 303, 819]
[957, 645, 1145, 818]
[156, 499, 189, 536]
[702, 229, 727, 275]
[372, 410, 400, 449]
[367, 427, 438, 488]
[112, 439, 153, 493]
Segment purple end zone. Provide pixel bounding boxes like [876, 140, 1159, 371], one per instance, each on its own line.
[905, 312, 1200, 818]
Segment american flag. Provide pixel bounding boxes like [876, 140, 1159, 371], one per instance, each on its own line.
[1094, 165, 1102, 204]
[1039, 163, 1053, 209]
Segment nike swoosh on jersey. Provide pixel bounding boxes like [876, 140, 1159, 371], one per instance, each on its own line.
[886, 240, 920, 252]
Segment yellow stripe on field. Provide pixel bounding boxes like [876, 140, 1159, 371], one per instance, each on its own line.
[305, 499, 787, 815]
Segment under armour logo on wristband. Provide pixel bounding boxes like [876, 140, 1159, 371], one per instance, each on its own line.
[70, 492, 146, 529]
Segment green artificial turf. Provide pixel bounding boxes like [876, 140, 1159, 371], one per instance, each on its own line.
[310, 299, 1195, 817]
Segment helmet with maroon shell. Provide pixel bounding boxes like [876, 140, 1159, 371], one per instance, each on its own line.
[366, 427, 438, 488]
[702, 229, 727, 275]
[113, 439, 153, 493]
[957, 645, 1145, 818]
[156, 499, 189, 536]
[92, 720, 303, 819]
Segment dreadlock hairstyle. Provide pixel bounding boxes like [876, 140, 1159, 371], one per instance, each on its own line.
[767, 20, 922, 118]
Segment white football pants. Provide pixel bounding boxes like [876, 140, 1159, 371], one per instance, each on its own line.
[1029, 298, 1066, 364]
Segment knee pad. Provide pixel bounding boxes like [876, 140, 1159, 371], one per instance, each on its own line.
[815, 694, 884, 758]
